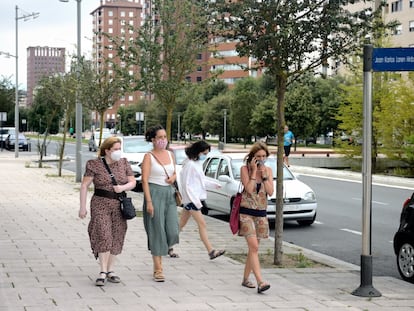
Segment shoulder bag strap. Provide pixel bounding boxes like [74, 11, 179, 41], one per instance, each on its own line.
[101, 157, 118, 186]
[150, 152, 171, 178]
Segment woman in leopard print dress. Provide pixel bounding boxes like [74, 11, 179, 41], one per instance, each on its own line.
[79, 136, 136, 286]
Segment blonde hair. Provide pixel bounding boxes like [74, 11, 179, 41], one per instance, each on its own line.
[98, 136, 122, 157]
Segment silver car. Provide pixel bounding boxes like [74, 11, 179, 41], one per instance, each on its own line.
[202, 153, 317, 226]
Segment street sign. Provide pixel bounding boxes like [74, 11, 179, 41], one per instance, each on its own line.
[372, 48, 414, 72]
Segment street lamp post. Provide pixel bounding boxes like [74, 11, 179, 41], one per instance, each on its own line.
[15, 6, 39, 158]
[60, 0, 82, 182]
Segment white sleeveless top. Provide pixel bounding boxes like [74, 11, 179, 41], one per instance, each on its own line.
[148, 151, 175, 186]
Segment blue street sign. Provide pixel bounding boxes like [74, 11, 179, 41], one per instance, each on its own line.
[372, 48, 414, 72]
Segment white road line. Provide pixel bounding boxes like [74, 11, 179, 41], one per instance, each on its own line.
[351, 197, 388, 205]
[314, 220, 323, 225]
[341, 228, 362, 235]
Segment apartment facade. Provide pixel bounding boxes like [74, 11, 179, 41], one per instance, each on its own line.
[26, 46, 66, 107]
[90, 0, 145, 129]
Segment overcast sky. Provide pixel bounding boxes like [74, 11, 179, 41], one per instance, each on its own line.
[0, 0, 101, 90]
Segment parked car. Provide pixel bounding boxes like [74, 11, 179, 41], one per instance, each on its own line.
[0, 127, 15, 148]
[120, 135, 153, 190]
[5, 133, 29, 151]
[88, 131, 114, 152]
[201, 153, 317, 225]
[393, 192, 414, 283]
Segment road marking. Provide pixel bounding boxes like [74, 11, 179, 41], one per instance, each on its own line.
[341, 228, 362, 235]
[352, 197, 388, 205]
[314, 220, 323, 225]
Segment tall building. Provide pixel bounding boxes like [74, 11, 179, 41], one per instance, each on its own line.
[90, 0, 144, 129]
[26, 46, 66, 106]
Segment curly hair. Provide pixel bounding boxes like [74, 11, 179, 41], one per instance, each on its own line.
[244, 142, 270, 164]
[185, 140, 211, 160]
[144, 125, 165, 142]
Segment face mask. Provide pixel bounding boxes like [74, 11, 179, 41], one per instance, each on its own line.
[155, 139, 168, 149]
[199, 154, 207, 161]
[111, 150, 122, 162]
[257, 159, 266, 166]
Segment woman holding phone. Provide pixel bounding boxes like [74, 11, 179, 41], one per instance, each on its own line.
[239, 142, 274, 293]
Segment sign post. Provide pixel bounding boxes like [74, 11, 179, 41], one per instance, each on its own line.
[352, 46, 414, 297]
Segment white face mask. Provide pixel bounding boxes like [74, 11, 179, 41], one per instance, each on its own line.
[110, 150, 122, 162]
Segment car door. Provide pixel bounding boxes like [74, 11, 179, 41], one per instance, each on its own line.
[203, 157, 233, 214]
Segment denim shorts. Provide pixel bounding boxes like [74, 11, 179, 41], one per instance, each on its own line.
[184, 202, 201, 211]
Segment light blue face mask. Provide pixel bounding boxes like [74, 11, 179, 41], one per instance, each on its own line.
[257, 159, 266, 166]
[199, 154, 207, 161]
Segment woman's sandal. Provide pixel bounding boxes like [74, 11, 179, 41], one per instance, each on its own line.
[241, 279, 256, 288]
[153, 270, 165, 282]
[209, 249, 226, 260]
[107, 271, 121, 283]
[95, 272, 107, 287]
[257, 281, 270, 293]
[168, 248, 179, 258]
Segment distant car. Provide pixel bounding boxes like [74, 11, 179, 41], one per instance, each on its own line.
[88, 131, 114, 152]
[0, 127, 15, 148]
[393, 192, 414, 283]
[5, 133, 29, 151]
[120, 136, 153, 190]
[201, 153, 317, 225]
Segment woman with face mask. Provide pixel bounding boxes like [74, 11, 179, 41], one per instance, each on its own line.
[141, 125, 180, 282]
[179, 141, 225, 260]
[79, 136, 136, 286]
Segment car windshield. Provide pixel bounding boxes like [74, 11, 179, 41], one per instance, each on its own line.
[230, 157, 294, 181]
[123, 139, 153, 153]
[172, 148, 187, 165]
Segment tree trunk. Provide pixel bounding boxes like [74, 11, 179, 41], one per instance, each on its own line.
[274, 72, 287, 265]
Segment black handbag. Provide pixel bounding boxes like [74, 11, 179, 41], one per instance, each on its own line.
[102, 157, 136, 220]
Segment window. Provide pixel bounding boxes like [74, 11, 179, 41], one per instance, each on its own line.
[394, 25, 402, 35]
[391, 0, 403, 12]
[196, 77, 202, 82]
[196, 53, 202, 60]
[197, 66, 202, 72]
[410, 0, 414, 8]
[108, 11, 113, 17]
[410, 21, 414, 32]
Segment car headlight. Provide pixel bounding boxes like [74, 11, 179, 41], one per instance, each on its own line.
[303, 191, 316, 201]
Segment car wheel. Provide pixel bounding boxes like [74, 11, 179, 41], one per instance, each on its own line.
[297, 214, 316, 226]
[396, 242, 414, 283]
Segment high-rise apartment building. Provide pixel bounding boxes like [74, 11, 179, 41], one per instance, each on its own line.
[90, 0, 144, 129]
[26, 46, 66, 106]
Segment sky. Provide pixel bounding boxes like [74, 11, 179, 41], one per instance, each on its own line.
[0, 0, 101, 90]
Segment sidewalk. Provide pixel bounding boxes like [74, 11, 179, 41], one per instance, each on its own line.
[0, 151, 413, 310]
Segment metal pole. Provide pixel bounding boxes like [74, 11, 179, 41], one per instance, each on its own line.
[178, 113, 181, 142]
[224, 109, 227, 146]
[15, 5, 19, 158]
[75, 0, 82, 182]
[352, 44, 381, 297]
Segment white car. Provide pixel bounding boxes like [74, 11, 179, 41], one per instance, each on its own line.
[202, 153, 317, 226]
[119, 136, 153, 189]
[89, 131, 114, 152]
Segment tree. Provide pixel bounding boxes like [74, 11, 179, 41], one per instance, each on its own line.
[0, 78, 15, 127]
[113, 0, 210, 140]
[230, 77, 260, 145]
[208, 0, 393, 264]
[79, 60, 123, 146]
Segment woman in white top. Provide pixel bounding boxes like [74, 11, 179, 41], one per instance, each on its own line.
[180, 141, 225, 260]
[141, 125, 179, 282]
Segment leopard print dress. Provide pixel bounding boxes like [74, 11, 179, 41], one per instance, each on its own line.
[84, 157, 134, 259]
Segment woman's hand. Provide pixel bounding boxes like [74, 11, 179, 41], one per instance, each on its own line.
[79, 207, 87, 219]
[113, 184, 124, 193]
[146, 202, 154, 218]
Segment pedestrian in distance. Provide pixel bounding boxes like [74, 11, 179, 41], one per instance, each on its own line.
[179, 140, 226, 260]
[283, 125, 295, 167]
[239, 142, 274, 293]
[79, 136, 137, 286]
[141, 125, 180, 282]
